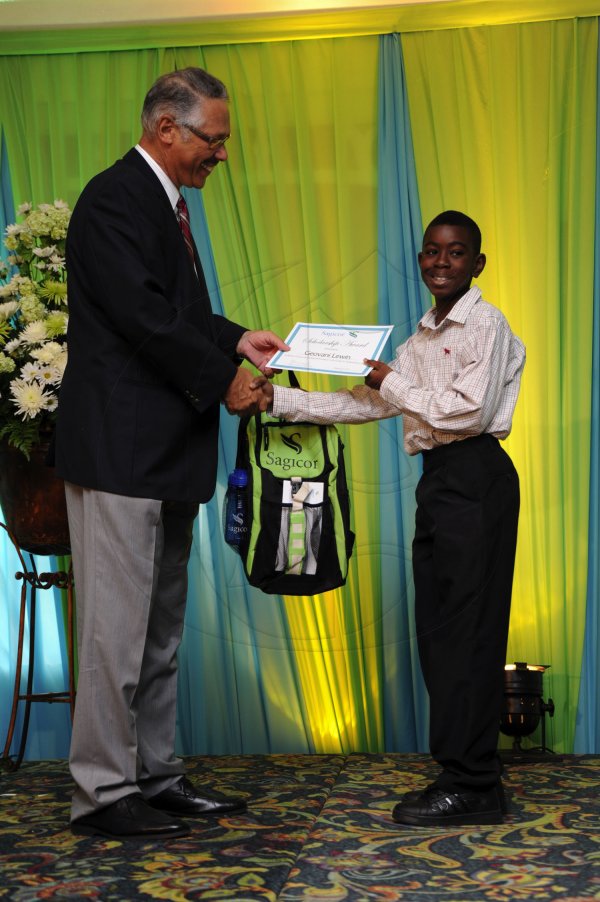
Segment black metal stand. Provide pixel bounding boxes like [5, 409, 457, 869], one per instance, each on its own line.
[511, 697, 555, 755]
[0, 522, 75, 771]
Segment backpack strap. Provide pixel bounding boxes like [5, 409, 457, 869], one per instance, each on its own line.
[235, 413, 252, 470]
[287, 477, 312, 574]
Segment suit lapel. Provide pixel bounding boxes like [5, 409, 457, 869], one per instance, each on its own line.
[121, 148, 210, 293]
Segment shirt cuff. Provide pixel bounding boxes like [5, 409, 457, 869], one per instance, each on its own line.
[272, 384, 299, 418]
[379, 371, 409, 409]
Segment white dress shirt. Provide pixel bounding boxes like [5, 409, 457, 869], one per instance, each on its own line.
[271, 286, 526, 455]
[135, 144, 180, 211]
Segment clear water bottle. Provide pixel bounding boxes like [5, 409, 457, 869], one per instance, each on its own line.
[223, 468, 248, 551]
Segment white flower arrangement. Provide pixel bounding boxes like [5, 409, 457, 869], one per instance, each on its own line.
[0, 200, 70, 457]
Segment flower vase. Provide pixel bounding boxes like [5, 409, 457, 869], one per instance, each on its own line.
[0, 439, 70, 556]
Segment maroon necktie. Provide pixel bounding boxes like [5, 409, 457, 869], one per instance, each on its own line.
[176, 195, 195, 263]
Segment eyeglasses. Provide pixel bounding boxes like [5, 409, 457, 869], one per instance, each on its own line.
[181, 122, 230, 150]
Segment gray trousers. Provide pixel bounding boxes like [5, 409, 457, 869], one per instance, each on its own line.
[65, 483, 198, 820]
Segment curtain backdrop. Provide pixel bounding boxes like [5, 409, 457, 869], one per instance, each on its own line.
[178, 187, 315, 755]
[377, 34, 430, 752]
[0, 8, 598, 761]
[1, 1, 598, 54]
[574, 43, 600, 754]
[196, 38, 387, 755]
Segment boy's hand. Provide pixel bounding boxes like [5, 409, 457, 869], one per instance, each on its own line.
[364, 359, 392, 390]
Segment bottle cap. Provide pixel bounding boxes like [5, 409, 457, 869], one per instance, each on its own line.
[228, 468, 248, 487]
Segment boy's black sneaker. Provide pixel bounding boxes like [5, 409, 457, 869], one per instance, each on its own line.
[400, 780, 507, 814]
[392, 785, 504, 827]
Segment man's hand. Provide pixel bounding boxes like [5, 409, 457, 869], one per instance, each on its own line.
[223, 367, 267, 416]
[236, 330, 290, 376]
[364, 358, 392, 391]
[250, 376, 274, 412]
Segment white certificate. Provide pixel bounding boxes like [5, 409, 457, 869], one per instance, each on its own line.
[268, 323, 394, 377]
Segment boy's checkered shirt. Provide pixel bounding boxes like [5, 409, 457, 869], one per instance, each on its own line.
[271, 286, 525, 455]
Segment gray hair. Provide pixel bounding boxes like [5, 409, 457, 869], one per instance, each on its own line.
[141, 67, 229, 133]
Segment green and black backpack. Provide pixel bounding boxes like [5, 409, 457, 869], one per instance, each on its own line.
[232, 378, 355, 595]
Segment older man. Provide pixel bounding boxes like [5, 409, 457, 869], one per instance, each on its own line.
[55, 67, 287, 839]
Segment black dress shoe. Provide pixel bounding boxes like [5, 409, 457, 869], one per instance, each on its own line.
[392, 785, 504, 827]
[71, 793, 190, 839]
[402, 781, 508, 813]
[147, 776, 247, 817]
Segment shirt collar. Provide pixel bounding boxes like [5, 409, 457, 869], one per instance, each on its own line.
[134, 144, 180, 211]
[419, 285, 482, 330]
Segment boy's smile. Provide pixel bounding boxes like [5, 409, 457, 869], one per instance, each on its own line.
[418, 223, 486, 317]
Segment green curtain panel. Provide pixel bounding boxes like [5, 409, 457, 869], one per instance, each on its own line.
[190, 39, 385, 754]
[1, 1, 598, 55]
[176, 187, 318, 757]
[574, 42, 600, 754]
[0, 8, 598, 759]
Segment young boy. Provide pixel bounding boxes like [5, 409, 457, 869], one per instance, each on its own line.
[257, 210, 526, 826]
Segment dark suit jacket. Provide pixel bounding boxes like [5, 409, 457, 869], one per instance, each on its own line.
[55, 148, 246, 503]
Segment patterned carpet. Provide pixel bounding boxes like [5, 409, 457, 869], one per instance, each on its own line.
[0, 753, 599, 900]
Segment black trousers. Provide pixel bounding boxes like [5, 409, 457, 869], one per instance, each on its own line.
[413, 434, 520, 791]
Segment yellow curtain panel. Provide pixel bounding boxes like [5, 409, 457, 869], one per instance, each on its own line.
[402, 17, 598, 751]
[197, 39, 385, 753]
